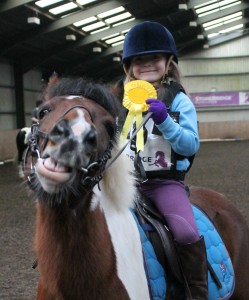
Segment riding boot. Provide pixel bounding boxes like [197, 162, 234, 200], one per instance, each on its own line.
[176, 236, 208, 300]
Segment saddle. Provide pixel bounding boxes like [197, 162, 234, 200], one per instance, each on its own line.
[133, 190, 234, 299]
[135, 192, 182, 278]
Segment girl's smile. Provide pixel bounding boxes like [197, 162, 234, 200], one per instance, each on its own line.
[131, 54, 167, 83]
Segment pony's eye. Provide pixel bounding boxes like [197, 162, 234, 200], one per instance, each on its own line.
[38, 107, 51, 119]
[104, 121, 115, 138]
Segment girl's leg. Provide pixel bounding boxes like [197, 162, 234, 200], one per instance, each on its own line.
[139, 179, 208, 299]
[140, 179, 199, 244]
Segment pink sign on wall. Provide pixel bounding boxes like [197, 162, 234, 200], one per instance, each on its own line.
[190, 92, 249, 107]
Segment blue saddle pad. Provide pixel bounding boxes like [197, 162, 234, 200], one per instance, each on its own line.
[133, 204, 235, 300]
[193, 205, 235, 300]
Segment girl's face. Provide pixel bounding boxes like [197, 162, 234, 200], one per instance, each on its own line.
[131, 54, 166, 83]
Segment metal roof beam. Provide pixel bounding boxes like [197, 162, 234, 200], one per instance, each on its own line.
[91, 62, 123, 81]
[0, 0, 129, 55]
[70, 44, 123, 74]
[21, 19, 140, 73]
[73, 19, 139, 47]
[37, 0, 130, 34]
[22, 15, 204, 74]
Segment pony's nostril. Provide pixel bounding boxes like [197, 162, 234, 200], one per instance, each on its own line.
[84, 130, 97, 148]
[50, 120, 70, 142]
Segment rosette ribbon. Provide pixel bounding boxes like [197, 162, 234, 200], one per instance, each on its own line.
[120, 80, 157, 151]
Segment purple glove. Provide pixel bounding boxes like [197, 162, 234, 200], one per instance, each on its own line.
[146, 98, 168, 125]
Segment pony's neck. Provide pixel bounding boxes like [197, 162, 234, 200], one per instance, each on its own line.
[35, 200, 127, 299]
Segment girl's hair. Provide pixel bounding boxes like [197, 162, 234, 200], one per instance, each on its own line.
[168, 60, 181, 84]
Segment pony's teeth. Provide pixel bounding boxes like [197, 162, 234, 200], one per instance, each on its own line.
[55, 162, 67, 172]
[39, 157, 68, 173]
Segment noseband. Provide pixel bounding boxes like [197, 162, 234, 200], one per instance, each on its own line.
[25, 104, 114, 190]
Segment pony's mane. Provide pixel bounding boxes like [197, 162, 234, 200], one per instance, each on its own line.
[46, 77, 121, 118]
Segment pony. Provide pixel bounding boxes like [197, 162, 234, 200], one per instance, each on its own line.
[24, 77, 249, 300]
[16, 127, 31, 178]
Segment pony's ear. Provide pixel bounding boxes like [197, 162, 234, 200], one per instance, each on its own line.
[43, 72, 60, 102]
[112, 79, 124, 104]
[48, 72, 59, 85]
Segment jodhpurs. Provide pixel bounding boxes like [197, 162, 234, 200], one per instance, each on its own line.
[139, 179, 200, 244]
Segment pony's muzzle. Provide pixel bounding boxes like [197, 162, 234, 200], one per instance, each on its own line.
[46, 119, 97, 169]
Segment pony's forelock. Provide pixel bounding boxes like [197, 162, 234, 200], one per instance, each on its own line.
[46, 77, 121, 119]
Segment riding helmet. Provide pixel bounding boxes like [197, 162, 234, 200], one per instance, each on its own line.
[122, 21, 178, 64]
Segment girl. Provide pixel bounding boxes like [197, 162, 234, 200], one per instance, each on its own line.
[121, 21, 207, 300]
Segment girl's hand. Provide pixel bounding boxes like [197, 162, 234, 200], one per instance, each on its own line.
[146, 99, 168, 125]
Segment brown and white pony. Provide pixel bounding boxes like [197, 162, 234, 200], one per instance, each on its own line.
[16, 127, 31, 178]
[24, 77, 249, 300]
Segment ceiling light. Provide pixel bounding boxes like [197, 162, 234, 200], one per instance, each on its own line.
[105, 12, 131, 24]
[197, 34, 204, 39]
[189, 21, 197, 27]
[113, 56, 121, 62]
[66, 34, 76, 41]
[35, 0, 63, 8]
[112, 18, 135, 27]
[105, 36, 124, 44]
[27, 17, 40, 25]
[207, 33, 219, 38]
[90, 27, 110, 35]
[195, 0, 241, 14]
[219, 23, 243, 33]
[93, 47, 102, 53]
[74, 16, 97, 27]
[203, 44, 210, 49]
[82, 21, 105, 32]
[77, 0, 97, 5]
[195, 1, 241, 18]
[178, 3, 188, 10]
[98, 7, 125, 19]
[111, 41, 124, 47]
[101, 33, 119, 41]
[49, 2, 77, 15]
[203, 12, 242, 28]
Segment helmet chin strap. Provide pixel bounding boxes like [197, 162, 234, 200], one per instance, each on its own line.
[161, 55, 174, 84]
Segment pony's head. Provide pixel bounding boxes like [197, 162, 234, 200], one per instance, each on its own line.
[25, 77, 121, 207]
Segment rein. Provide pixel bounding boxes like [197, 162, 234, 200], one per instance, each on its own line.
[105, 112, 152, 170]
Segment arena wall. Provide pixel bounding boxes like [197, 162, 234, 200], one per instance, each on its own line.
[0, 129, 19, 162]
[0, 37, 249, 161]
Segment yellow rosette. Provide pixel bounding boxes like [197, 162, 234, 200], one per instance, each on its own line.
[121, 80, 157, 151]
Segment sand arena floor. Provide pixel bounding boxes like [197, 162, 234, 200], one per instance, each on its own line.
[0, 140, 248, 299]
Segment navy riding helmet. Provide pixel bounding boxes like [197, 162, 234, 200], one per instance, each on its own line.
[122, 21, 178, 64]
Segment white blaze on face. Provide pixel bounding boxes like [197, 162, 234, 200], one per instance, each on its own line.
[65, 96, 92, 136]
[70, 110, 91, 137]
[66, 96, 81, 100]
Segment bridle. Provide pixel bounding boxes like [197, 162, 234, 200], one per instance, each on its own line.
[25, 104, 114, 190]
[25, 103, 151, 191]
